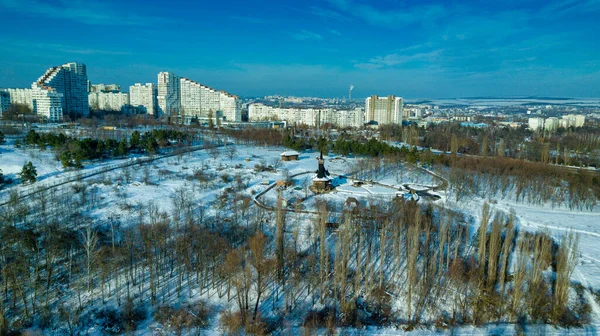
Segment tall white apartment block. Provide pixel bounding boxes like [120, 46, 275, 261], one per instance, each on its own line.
[528, 117, 544, 130]
[561, 114, 585, 128]
[157, 72, 180, 117]
[365, 95, 403, 125]
[544, 117, 559, 131]
[31, 85, 64, 121]
[4, 88, 34, 110]
[0, 91, 10, 115]
[333, 108, 365, 128]
[179, 77, 241, 122]
[130, 83, 157, 115]
[36, 62, 89, 117]
[89, 92, 130, 112]
[248, 103, 364, 128]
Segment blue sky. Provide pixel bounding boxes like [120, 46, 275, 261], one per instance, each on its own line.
[0, 0, 598, 98]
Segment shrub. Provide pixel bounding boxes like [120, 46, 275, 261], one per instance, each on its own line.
[221, 310, 267, 336]
[121, 299, 146, 332]
[96, 307, 124, 334]
[154, 302, 209, 333]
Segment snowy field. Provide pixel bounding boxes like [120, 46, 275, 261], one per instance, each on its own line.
[2, 141, 600, 334]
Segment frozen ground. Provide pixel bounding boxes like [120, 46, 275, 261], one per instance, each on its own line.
[3, 142, 600, 334]
[440, 189, 600, 295]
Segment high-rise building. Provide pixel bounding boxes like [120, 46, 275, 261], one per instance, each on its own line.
[528, 117, 544, 130]
[35, 62, 89, 117]
[561, 114, 586, 128]
[157, 72, 180, 117]
[89, 92, 130, 112]
[365, 95, 403, 125]
[129, 83, 157, 115]
[0, 91, 10, 116]
[544, 117, 559, 131]
[179, 77, 241, 122]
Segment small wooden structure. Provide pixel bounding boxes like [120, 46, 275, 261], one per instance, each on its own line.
[280, 151, 300, 161]
[312, 151, 332, 192]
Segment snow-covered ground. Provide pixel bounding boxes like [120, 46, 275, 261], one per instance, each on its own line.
[3, 141, 600, 334]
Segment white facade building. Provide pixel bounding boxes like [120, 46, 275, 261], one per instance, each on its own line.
[129, 83, 157, 115]
[4, 88, 34, 110]
[31, 85, 64, 121]
[561, 114, 586, 128]
[544, 117, 559, 131]
[528, 117, 544, 131]
[248, 104, 364, 128]
[179, 77, 241, 122]
[89, 92, 130, 112]
[332, 108, 365, 128]
[365, 95, 403, 125]
[157, 72, 180, 117]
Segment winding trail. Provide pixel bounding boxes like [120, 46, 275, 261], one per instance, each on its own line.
[0, 142, 225, 207]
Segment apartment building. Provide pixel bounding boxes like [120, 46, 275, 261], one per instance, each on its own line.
[179, 77, 241, 122]
[31, 86, 64, 121]
[3, 88, 34, 110]
[130, 83, 157, 115]
[365, 95, 403, 125]
[157, 72, 180, 117]
[89, 91, 130, 112]
[248, 104, 364, 128]
[36, 62, 89, 117]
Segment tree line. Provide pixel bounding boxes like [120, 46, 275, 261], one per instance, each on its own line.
[20, 129, 193, 169]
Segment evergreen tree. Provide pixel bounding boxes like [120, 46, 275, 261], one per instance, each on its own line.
[116, 139, 128, 157]
[130, 131, 141, 150]
[19, 161, 37, 184]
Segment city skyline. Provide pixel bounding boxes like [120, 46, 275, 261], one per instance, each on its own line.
[0, 0, 599, 98]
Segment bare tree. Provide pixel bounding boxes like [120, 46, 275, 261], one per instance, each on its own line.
[81, 224, 99, 292]
[226, 145, 237, 161]
[553, 230, 579, 320]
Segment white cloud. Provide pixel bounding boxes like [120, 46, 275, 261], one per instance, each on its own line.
[354, 49, 442, 69]
[292, 30, 323, 41]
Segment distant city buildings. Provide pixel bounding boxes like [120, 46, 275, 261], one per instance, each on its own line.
[129, 83, 157, 115]
[248, 103, 364, 128]
[365, 95, 403, 125]
[528, 117, 545, 131]
[528, 115, 586, 131]
[544, 117, 559, 131]
[561, 114, 586, 128]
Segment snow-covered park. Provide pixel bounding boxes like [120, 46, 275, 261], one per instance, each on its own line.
[1, 138, 600, 335]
